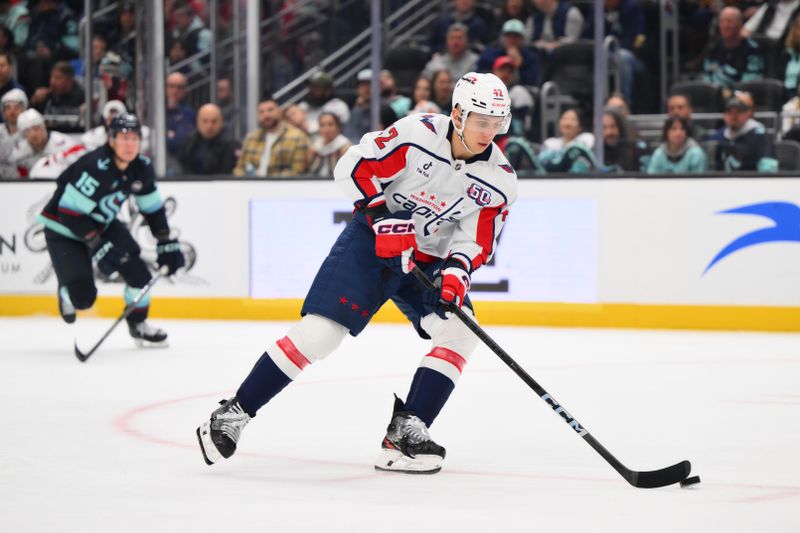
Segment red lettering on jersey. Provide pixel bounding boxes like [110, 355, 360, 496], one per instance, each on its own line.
[374, 126, 399, 149]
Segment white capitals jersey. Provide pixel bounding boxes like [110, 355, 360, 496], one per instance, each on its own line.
[334, 113, 517, 271]
[9, 131, 78, 178]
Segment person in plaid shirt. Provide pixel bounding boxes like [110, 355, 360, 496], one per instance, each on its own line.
[233, 97, 310, 176]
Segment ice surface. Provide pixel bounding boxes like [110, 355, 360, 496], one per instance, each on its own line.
[1, 317, 798, 532]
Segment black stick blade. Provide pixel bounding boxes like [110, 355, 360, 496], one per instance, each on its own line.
[629, 460, 691, 488]
[74, 341, 91, 362]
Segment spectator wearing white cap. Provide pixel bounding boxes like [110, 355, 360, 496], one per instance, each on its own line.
[80, 99, 151, 154]
[0, 87, 27, 178]
[9, 108, 79, 178]
[297, 71, 350, 139]
[0, 87, 26, 140]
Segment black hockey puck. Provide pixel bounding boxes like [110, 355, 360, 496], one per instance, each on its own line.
[679, 475, 701, 488]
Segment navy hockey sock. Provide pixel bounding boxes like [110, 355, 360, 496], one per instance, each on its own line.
[236, 351, 292, 417]
[403, 367, 455, 427]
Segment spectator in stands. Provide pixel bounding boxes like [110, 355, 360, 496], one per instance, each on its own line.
[25, 0, 79, 61]
[605, 92, 631, 117]
[431, 68, 455, 114]
[0, 87, 26, 178]
[429, 0, 489, 54]
[0, 1, 30, 49]
[538, 107, 596, 173]
[9, 107, 77, 177]
[107, 0, 136, 77]
[72, 35, 108, 84]
[667, 92, 708, 141]
[30, 60, 84, 116]
[543, 107, 594, 151]
[284, 104, 309, 134]
[307, 111, 351, 177]
[780, 13, 800, 95]
[234, 97, 310, 177]
[178, 103, 239, 175]
[0, 24, 25, 73]
[646, 116, 708, 174]
[0, 50, 24, 105]
[741, 0, 800, 44]
[343, 69, 399, 143]
[583, 0, 646, 108]
[496, 0, 531, 37]
[167, 38, 193, 75]
[298, 71, 350, 139]
[477, 19, 540, 86]
[216, 77, 237, 135]
[166, 71, 196, 156]
[408, 75, 441, 114]
[602, 107, 647, 172]
[781, 83, 800, 137]
[711, 92, 778, 172]
[422, 23, 479, 83]
[169, 0, 211, 70]
[526, 0, 584, 53]
[380, 69, 412, 119]
[703, 7, 765, 97]
[492, 55, 534, 136]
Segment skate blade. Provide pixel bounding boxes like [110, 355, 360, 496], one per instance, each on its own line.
[132, 338, 170, 349]
[196, 422, 222, 465]
[374, 448, 442, 475]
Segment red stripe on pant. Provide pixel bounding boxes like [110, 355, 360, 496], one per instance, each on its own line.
[427, 346, 466, 373]
[276, 336, 311, 370]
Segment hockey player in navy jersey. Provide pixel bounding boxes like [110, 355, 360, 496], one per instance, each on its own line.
[38, 113, 185, 345]
[197, 73, 518, 474]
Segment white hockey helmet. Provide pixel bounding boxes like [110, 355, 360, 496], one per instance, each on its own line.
[451, 72, 512, 135]
[1, 88, 28, 110]
[17, 108, 45, 132]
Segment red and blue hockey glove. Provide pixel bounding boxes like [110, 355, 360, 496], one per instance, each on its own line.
[439, 258, 471, 309]
[364, 201, 416, 275]
[156, 238, 185, 276]
[424, 257, 471, 319]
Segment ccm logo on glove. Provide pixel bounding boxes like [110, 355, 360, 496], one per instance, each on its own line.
[375, 222, 415, 234]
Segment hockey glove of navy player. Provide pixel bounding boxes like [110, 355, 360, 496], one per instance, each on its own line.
[85, 234, 124, 278]
[156, 238, 185, 275]
[364, 201, 416, 275]
[425, 257, 471, 319]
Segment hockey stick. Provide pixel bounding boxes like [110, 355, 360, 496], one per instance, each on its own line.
[411, 266, 691, 488]
[74, 267, 168, 363]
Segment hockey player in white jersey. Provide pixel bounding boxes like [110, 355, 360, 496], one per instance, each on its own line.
[197, 72, 518, 474]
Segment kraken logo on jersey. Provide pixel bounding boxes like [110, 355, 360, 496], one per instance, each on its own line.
[90, 191, 127, 224]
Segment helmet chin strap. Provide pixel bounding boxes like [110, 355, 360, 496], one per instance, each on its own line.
[455, 110, 478, 156]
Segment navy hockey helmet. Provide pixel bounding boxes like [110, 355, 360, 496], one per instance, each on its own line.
[108, 112, 142, 137]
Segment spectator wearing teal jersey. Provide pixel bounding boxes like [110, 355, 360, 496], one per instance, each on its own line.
[647, 116, 707, 174]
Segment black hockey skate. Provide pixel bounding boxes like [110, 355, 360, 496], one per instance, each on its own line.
[127, 321, 168, 346]
[58, 286, 76, 324]
[374, 395, 446, 474]
[196, 397, 251, 465]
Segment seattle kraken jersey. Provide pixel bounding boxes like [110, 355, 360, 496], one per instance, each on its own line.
[38, 144, 164, 241]
[334, 113, 518, 272]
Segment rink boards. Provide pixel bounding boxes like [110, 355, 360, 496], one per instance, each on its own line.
[1, 178, 799, 331]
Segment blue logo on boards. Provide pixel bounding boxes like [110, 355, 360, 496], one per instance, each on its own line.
[704, 201, 800, 274]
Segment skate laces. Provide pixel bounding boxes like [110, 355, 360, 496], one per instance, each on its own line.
[213, 401, 251, 443]
[390, 413, 431, 445]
